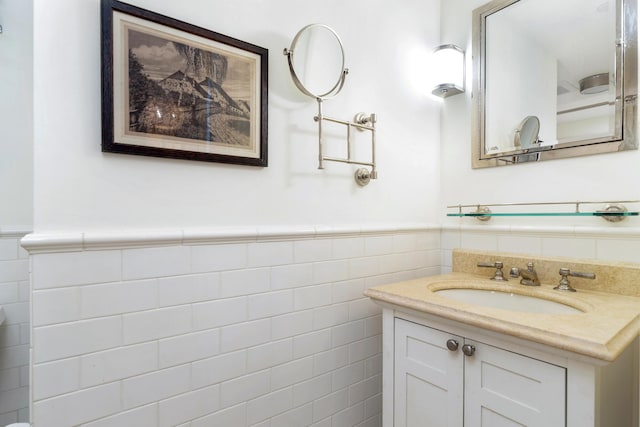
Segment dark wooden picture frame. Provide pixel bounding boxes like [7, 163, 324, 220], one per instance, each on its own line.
[101, 0, 268, 166]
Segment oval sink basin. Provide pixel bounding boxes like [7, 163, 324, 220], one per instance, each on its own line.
[434, 288, 584, 314]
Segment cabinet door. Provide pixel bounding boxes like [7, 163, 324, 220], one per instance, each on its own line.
[394, 318, 464, 427]
[464, 340, 566, 427]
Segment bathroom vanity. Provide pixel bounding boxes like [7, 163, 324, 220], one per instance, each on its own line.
[365, 250, 640, 427]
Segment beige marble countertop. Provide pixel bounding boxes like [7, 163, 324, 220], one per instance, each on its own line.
[365, 272, 640, 362]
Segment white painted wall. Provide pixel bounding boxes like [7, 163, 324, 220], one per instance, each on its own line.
[440, 0, 640, 219]
[0, 1, 33, 424]
[0, 0, 33, 230]
[32, 0, 441, 233]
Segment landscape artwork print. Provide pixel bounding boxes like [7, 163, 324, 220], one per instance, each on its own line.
[102, 1, 268, 166]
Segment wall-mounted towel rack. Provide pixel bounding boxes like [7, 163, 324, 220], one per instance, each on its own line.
[447, 200, 640, 222]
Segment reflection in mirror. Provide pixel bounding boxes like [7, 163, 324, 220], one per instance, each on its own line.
[514, 115, 540, 149]
[472, 0, 638, 168]
[512, 116, 543, 163]
[283, 24, 348, 99]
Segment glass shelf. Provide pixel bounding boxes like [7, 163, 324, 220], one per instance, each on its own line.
[447, 212, 639, 218]
[446, 201, 640, 222]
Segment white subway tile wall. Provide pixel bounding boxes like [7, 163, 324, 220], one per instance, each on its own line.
[441, 226, 640, 272]
[22, 224, 640, 426]
[29, 230, 441, 427]
[0, 233, 30, 426]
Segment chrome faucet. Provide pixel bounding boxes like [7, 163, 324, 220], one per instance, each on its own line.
[510, 262, 541, 286]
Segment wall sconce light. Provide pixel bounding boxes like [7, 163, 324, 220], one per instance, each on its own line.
[431, 44, 465, 98]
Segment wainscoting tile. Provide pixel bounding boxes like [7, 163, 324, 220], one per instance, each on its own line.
[247, 338, 293, 373]
[122, 246, 190, 280]
[26, 228, 439, 426]
[159, 329, 220, 368]
[248, 241, 294, 268]
[247, 387, 293, 425]
[497, 234, 543, 256]
[122, 365, 190, 410]
[220, 369, 270, 409]
[191, 243, 248, 273]
[157, 385, 220, 427]
[158, 273, 220, 307]
[32, 358, 79, 400]
[34, 317, 123, 363]
[191, 350, 247, 390]
[190, 403, 246, 427]
[220, 268, 270, 297]
[192, 296, 247, 331]
[220, 319, 271, 353]
[33, 382, 121, 427]
[596, 238, 640, 263]
[80, 404, 158, 427]
[248, 290, 294, 320]
[292, 373, 332, 407]
[122, 306, 191, 345]
[32, 288, 79, 326]
[80, 342, 158, 388]
[32, 251, 121, 289]
[542, 236, 596, 259]
[80, 279, 157, 318]
[294, 239, 333, 264]
[271, 263, 314, 290]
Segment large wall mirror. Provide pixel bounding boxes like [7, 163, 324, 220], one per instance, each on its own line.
[472, 0, 638, 168]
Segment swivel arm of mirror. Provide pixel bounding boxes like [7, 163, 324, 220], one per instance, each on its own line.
[510, 262, 541, 286]
[554, 268, 596, 292]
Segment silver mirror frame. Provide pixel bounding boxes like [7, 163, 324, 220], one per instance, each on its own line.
[471, 0, 638, 168]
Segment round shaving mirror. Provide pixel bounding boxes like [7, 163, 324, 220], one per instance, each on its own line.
[284, 24, 348, 99]
[514, 116, 540, 149]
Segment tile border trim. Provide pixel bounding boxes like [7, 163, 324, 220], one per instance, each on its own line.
[21, 223, 440, 253]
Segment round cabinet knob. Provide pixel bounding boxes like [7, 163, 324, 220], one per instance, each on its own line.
[446, 339, 459, 352]
[462, 344, 476, 356]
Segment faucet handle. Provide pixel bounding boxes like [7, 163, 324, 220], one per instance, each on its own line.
[477, 261, 507, 281]
[554, 268, 596, 292]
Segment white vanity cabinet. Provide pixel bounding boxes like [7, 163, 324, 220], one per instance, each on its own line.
[394, 318, 565, 426]
[383, 310, 638, 427]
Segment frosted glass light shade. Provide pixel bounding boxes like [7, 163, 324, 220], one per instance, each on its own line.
[431, 44, 465, 98]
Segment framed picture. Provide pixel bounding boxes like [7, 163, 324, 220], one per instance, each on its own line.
[101, 0, 268, 166]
